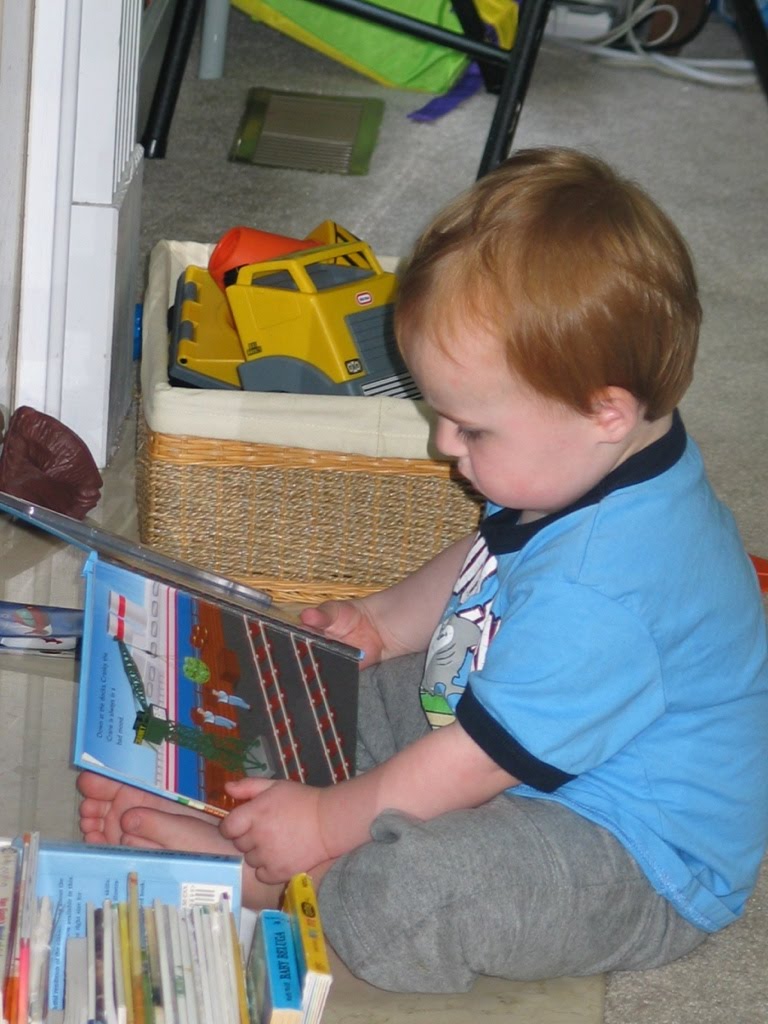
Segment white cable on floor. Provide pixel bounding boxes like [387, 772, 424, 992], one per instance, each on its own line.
[545, 0, 757, 86]
[546, 33, 756, 86]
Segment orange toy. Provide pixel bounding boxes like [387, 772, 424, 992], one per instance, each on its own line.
[208, 226, 318, 291]
[750, 554, 768, 594]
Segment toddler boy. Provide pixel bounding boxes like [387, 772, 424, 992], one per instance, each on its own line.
[79, 148, 768, 993]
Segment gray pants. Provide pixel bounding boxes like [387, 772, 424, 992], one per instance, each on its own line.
[317, 654, 707, 993]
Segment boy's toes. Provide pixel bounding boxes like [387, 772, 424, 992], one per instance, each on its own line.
[76, 771, 122, 799]
[119, 807, 227, 855]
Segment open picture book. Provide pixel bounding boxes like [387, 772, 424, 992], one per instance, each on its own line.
[0, 492, 361, 817]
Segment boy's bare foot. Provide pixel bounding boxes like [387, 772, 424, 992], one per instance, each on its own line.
[78, 771, 213, 846]
[76, 771, 283, 910]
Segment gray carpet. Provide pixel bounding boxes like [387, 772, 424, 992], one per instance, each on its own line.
[139, 7, 768, 1021]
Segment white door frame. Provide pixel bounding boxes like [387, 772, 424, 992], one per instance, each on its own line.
[10, 0, 143, 467]
[15, 0, 83, 424]
[0, 0, 34, 426]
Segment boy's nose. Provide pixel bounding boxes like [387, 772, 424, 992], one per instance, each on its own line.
[434, 418, 464, 458]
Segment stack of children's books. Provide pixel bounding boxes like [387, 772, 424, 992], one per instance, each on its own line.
[0, 833, 331, 1024]
[0, 492, 354, 1023]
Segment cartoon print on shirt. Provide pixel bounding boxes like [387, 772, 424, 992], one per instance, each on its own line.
[420, 533, 502, 728]
[423, 614, 481, 708]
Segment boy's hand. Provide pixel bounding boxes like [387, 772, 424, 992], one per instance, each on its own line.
[299, 535, 478, 668]
[299, 600, 384, 668]
[221, 777, 332, 882]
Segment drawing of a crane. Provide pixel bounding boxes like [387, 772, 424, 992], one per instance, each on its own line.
[116, 639, 271, 775]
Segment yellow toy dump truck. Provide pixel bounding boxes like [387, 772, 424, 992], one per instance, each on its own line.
[169, 222, 419, 398]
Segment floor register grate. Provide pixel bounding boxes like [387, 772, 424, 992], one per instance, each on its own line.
[229, 88, 384, 175]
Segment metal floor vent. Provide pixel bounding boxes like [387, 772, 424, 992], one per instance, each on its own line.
[230, 88, 384, 175]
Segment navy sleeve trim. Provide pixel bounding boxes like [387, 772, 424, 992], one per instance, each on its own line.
[456, 685, 576, 793]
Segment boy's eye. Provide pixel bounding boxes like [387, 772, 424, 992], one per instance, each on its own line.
[457, 425, 484, 442]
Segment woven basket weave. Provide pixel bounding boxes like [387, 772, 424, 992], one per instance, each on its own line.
[136, 416, 482, 605]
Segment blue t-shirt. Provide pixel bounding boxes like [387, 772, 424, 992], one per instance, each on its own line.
[421, 413, 768, 932]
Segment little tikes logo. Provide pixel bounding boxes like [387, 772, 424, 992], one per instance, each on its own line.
[355, 291, 373, 306]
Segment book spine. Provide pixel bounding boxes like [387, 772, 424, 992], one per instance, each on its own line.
[127, 873, 146, 1024]
[111, 905, 128, 1024]
[165, 906, 187, 1024]
[281, 875, 330, 977]
[86, 903, 97, 1024]
[0, 846, 19, 995]
[189, 908, 214, 1024]
[143, 909, 162, 1024]
[63, 935, 88, 1024]
[118, 903, 135, 1024]
[227, 912, 249, 1024]
[140, 905, 157, 1024]
[258, 912, 302, 1014]
[94, 906, 107, 1024]
[101, 900, 116, 1024]
[176, 912, 199, 1024]
[152, 902, 175, 1024]
[28, 894, 54, 1024]
[10, 832, 40, 1024]
[248, 910, 304, 1023]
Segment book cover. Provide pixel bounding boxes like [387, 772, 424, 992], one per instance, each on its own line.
[0, 492, 360, 817]
[33, 840, 243, 1012]
[73, 553, 359, 816]
[280, 875, 331, 1024]
[247, 911, 302, 1024]
[0, 600, 83, 655]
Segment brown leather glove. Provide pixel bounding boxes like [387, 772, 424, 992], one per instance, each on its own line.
[0, 406, 103, 518]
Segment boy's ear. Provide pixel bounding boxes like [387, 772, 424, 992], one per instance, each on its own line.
[590, 387, 643, 440]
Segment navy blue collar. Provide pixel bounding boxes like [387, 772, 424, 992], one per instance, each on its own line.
[480, 410, 687, 555]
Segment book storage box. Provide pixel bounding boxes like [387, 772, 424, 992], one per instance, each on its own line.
[137, 240, 482, 604]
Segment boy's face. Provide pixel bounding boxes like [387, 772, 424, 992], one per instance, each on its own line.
[405, 332, 623, 521]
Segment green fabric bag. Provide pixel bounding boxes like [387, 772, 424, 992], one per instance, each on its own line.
[234, 0, 516, 94]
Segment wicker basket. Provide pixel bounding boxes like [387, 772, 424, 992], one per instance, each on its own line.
[136, 240, 482, 604]
[136, 417, 482, 604]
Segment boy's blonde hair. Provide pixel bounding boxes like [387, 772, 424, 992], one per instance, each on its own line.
[395, 148, 701, 420]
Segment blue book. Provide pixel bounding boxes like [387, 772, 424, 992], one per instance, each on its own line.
[247, 909, 302, 1024]
[0, 492, 359, 818]
[33, 838, 243, 1011]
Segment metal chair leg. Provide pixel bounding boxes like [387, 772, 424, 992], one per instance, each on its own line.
[141, 0, 203, 160]
[728, 0, 768, 105]
[477, 0, 554, 177]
